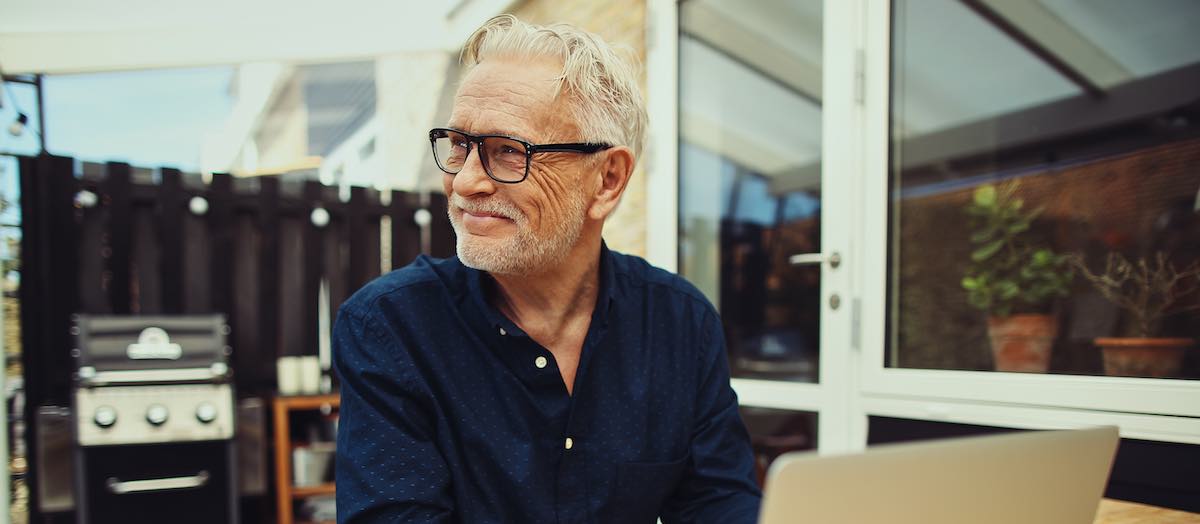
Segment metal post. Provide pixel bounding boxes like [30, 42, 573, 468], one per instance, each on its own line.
[1, 279, 9, 524]
[34, 75, 46, 155]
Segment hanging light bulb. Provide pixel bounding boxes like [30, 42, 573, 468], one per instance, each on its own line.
[8, 113, 27, 137]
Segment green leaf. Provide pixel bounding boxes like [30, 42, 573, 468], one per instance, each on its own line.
[973, 185, 997, 207]
[997, 280, 1020, 299]
[967, 293, 991, 310]
[970, 227, 999, 243]
[1026, 206, 1045, 221]
[1007, 218, 1032, 235]
[962, 277, 979, 291]
[971, 239, 1005, 262]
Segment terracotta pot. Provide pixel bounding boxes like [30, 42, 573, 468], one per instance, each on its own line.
[1094, 337, 1194, 378]
[986, 314, 1058, 373]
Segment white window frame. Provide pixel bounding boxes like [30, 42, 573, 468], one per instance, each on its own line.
[656, 0, 1200, 453]
[856, 0, 1200, 444]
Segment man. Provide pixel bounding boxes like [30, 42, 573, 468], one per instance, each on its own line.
[334, 15, 761, 523]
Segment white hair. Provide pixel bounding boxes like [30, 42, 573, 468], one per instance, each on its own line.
[461, 14, 648, 162]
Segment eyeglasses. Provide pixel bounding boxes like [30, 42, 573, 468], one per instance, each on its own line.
[429, 128, 612, 184]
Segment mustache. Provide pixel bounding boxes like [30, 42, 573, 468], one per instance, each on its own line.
[450, 194, 523, 221]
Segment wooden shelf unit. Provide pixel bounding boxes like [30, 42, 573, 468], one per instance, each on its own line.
[291, 483, 337, 498]
[273, 394, 340, 524]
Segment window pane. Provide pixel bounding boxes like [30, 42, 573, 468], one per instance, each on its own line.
[888, 0, 1200, 379]
[679, 0, 823, 382]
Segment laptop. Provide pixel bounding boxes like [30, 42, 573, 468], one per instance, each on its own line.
[759, 426, 1119, 524]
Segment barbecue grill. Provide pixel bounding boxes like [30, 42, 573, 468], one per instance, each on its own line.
[71, 315, 239, 524]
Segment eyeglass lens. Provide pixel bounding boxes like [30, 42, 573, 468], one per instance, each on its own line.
[433, 131, 528, 182]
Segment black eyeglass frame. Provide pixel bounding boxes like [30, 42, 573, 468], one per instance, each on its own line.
[429, 127, 612, 184]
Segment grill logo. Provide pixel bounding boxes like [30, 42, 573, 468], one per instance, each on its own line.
[127, 327, 183, 360]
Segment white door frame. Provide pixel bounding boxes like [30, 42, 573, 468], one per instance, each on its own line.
[726, 0, 869, 454]
[810, 0, 868, 454]
[647, 0, 869, 454]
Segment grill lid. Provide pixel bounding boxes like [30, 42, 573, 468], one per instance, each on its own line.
[73, 315, 230, 384]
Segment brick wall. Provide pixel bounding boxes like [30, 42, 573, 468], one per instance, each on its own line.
[895, 137, 1200, 373]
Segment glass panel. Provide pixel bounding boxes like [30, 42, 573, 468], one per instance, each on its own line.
[740, 407, 817, 488]
[679, 0, 823, 382]
[888, 0, 1200, 379]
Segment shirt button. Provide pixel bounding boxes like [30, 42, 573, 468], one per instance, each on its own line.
[535, 356, 548, 369]
[499, 327, 507, 336]
[564, 437, 574, 450]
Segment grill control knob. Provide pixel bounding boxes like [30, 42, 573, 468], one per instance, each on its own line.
[146, 404, 169, 426]
[93, 406, 118, 428]
[195, 402, 218, 424]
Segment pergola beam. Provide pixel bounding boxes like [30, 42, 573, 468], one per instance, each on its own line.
[680, 0, 822, 105]
[0, 0, 517, 74]
[960, 0, 1132, 98]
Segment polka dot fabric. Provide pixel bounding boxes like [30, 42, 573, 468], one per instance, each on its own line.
[333, 244, 761, 523]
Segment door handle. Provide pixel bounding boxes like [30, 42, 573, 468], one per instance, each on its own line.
[106, 471, 210, 494]
[789, 252, 841, 269]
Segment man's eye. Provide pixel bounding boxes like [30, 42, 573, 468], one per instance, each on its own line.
[499, 145, 521, 155]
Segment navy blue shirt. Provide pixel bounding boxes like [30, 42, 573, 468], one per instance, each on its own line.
[333, 245, 761, 523]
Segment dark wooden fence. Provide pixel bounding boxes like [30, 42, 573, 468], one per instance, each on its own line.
[18, 154, 456, 410]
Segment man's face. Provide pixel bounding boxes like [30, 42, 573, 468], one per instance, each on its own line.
[444, 57, 595, 276]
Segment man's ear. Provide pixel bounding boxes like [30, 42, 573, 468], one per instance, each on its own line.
[588, 146, 635, 220]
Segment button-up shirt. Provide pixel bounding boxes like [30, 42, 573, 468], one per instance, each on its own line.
[333, 245, 761, 523]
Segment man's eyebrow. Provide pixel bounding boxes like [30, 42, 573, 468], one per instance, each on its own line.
[445, 124, 535, 143]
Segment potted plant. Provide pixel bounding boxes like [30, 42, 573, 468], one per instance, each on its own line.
[961, 183, 1073, 372]
[1071, 252, 1200, 378]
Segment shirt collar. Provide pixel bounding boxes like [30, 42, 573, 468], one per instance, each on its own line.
[465, 241, 617, 337]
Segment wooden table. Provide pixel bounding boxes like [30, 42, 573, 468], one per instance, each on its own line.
[1096, 498, 1200, 523]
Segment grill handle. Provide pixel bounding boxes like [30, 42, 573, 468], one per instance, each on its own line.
[106, 471, 210, 494]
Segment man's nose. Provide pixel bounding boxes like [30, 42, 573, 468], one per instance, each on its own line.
[451, 142, 497, 197]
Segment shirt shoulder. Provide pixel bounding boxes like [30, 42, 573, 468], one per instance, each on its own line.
[607, 250, 727, 377]
[338, 255, 466, 320]
[609, 250, 717, 317]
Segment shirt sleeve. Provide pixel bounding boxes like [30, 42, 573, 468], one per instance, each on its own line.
[333, 305, 455, 523]
[661, 310, 763, 524]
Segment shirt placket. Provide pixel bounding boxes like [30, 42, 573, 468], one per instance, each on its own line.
[492, 322, 581, 521]
[481, 271, 614, 524]
[556, 315, 611, 524]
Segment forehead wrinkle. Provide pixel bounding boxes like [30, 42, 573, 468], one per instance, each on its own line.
[449, 104, 537, 142]
[449, 59, 578, 144]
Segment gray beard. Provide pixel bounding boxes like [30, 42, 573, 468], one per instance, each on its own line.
[448, 192, 588, 276]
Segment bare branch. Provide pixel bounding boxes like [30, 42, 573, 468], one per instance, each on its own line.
[1072, 251, 1200, 337]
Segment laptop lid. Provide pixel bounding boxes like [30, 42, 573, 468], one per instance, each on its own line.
[759, 426, 1119, 524]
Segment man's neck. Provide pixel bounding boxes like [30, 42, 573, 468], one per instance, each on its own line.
[488, 236, 602, 345]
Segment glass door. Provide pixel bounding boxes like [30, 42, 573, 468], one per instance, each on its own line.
[674, 0, 866, 461]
